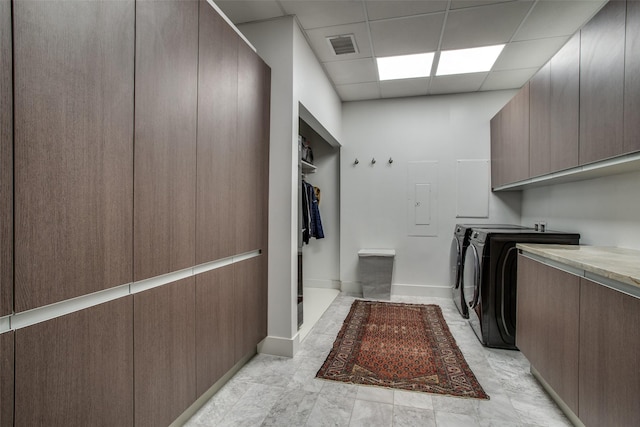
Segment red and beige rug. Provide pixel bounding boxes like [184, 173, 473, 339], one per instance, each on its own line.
[316, 300, 489, 399]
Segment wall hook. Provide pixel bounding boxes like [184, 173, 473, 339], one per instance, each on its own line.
[354, 158, 359, 165]
[371, 158, 376, 164]
[388, 157, 393, 164]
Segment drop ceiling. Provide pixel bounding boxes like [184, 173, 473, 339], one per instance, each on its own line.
[215, 0, 607, 101]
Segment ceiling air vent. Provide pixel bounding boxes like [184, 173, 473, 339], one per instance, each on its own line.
[326, 34, 358, 56]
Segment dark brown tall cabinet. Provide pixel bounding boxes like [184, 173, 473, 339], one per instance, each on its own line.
[4, 0, 270, 425]
[579, 0, 626, 165]
[0, 332, 13, 427]
[15, 298, 134, 426]
[0, 0, 12, 318]
[134, 0, 198, 281]
[134, 279, 196, 427]
[625, 0, 640, 153]
[12, 0, 135, 312]
[197, 2, 239, 263]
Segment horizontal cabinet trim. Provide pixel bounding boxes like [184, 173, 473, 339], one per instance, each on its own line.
[494, 145, 640, 191]
[1, 249, 262, 332]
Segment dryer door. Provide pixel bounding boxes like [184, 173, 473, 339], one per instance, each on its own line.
[463, 243, 480, 309]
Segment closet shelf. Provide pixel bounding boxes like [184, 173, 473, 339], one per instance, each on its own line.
[301, 160, 317, 174]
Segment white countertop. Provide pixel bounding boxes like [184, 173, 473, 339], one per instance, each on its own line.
[516, 244, 640, 290]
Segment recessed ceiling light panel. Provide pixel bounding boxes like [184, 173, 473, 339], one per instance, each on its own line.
[436, 44, 505, 76]
[376, 53, 435, 81]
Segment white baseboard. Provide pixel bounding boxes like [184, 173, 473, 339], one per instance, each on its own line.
[303, 279, 341, 290]
[257, 334, 300, 358]
[340, 281, 452, 299]
[340, 281, 361, 295]
[392, 283, 451, 298]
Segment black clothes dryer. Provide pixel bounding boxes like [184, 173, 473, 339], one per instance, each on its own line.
[462, 228, 580, 349]
[449, 224, 528, 319]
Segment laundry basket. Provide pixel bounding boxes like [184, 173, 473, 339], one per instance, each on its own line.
[358, 249, 395, 300]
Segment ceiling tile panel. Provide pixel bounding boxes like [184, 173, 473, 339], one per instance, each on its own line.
[450, 0, 511, 10]
[324, 58, 378, 85]
[380, 78, 429, 98]
[429, 72, 488, 95]
[493, 36, 568, 70]
[335, 82, 381, 101]
[215, 1, 284, 24]
[480, 68, 538, 91]
[365, 1, 447, 21]
[221, 0, 608, 100]
[441, 1, 533, 49]
[306, 23, 373, 62]
[280, 0, 365, 29]
[370, 13, 445, 57]
[514, 0, 606, 41]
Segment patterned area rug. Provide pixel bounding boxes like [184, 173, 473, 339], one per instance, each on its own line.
[316, 300, 489, 399]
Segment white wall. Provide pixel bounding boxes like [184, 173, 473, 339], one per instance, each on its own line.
[340, 92, 522, 296]
[238, 16, 341, 356]
[520, 170, 640, 249]
[239, 18, 298, 346]
[300, 121, 341, 289]
[293, 24, 342, 144]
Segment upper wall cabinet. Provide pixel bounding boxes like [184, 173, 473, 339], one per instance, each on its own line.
[196, 2, 239, 264]
[529, 32, 581, 179]
[491, 83, 529, 188]
[579, 0, 626, 165]
[13, 0, 135, 312]
[549, 32, 580, 172]
[0, 0, 12, 317]
[134, 0, 198, 281]
[529, 62, 551, 178]
[490, 110, 504, 188]
[625, 0, 640, 153]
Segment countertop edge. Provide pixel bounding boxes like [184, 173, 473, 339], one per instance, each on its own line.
[516, 243, 640, 291]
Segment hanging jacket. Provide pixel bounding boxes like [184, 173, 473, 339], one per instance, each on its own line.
[302, 180, 324, 243]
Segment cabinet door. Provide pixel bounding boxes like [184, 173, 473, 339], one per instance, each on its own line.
[134, 278, 196, 427]
[501, 83, 530, 184]
[236, 45, 270, 254]
[579, 278, 640, 427]
[624, 0, 640, 153]
[13, 0, 134, 312]
[14, 297, 134, 426]
[490, 110, 504, 188]
[502, 83, 529, 184]
[0, 0, 12, 316]
[579, 0, 626, 165]
[0, 332, 13, 427]
[234, 256, 266, 360]
[195, 266, 235, 396]
[529, 62, 551, 177]
[549, 32, 580, 172]
[134, 0, 198, 281]
[196, 1, 239, 263]
[516, 256, 580, 414]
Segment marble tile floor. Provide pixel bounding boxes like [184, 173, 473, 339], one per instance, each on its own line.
[185, 293, 572, 427]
